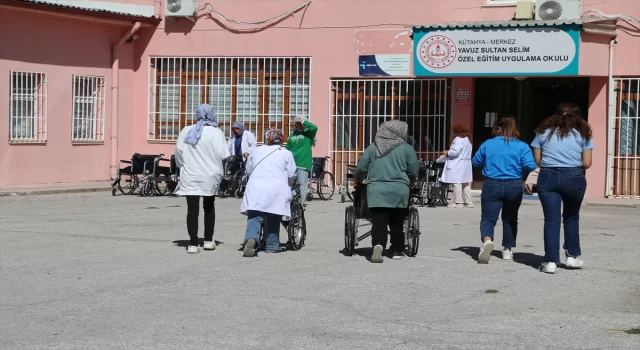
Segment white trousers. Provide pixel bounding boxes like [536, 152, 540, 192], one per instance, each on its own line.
[452, 183, 473, 205]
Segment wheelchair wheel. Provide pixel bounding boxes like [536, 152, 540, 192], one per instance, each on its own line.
[317, 171, 335, 200]
[344, 206, 356, 256]
[419, 181, 429, 207]
[287, 202, 306, 251]
[405, 207, 420, 257]
[232, 170, 244, 198]
[117, 173, 138, 195]
[154, 177, 170, 196]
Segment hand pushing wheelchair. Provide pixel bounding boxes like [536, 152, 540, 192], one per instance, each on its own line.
[343, 180, 421, 257]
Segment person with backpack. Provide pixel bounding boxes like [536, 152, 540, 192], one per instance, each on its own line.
[286, 116, 318, 204]
[241, 128, 297, 257]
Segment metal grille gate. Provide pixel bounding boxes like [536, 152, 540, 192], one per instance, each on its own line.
[610, 78, 640, 198]
[329, 78, 450, 187]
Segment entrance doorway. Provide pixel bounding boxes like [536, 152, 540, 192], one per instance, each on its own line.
[472, 77, 590, 187]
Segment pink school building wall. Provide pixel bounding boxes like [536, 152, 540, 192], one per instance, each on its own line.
[0, 7, 140, 186]
[1, 0, 638, 198]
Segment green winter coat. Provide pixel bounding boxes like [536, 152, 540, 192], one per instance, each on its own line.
[354, 143, 418, 208]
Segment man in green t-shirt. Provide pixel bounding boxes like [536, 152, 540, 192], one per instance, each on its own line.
[286, 116, 318, 203]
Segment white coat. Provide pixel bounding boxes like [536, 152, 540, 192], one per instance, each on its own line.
[174, 125, 228, 196]
[227, 130, 257, 157]
[240, 145, 297, 217]
[440, 136, 473, 184]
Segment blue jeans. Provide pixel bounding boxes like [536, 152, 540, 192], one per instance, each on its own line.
[243, 210, 282, 253]
[537, 167, 586, 263]
[480, 178, 524, 248]
[296, 168, 309, 203]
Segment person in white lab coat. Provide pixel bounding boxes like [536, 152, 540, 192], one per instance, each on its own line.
[174, 104, 228, 254]
[227, 121, 257, 159]
[440, 123, 474, 208]
[241, 128, 297, 257]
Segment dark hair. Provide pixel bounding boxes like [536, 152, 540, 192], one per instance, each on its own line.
[535, 103, 592, 141]
[450, 123, 472, 147]
[493, 116, 520, 140]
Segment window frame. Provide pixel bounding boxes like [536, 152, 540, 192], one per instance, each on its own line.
[71, 74, 106, 144]
[9, 70, 47, 144]
[148, 57, 312, 143]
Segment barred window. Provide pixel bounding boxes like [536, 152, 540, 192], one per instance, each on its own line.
[72, 75, 106, 143]
[9, 71, 47, 143]
[148, 57, 312, 142]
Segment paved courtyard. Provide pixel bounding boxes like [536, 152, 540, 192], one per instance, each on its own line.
[1, 192, 639, 349]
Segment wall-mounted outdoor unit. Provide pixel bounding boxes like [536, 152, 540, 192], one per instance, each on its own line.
[165, 0, 198, 17]
[535, 0, 582, 21]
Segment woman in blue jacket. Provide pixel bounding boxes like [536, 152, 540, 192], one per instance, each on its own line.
[472, 116, 537, 264]
[531, 103, 594, 274]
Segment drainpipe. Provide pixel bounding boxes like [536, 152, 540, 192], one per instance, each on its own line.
[605, 39, 617, 197]
[110, 22, 141, 179]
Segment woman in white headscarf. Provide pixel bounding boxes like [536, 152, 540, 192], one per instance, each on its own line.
[175, 104, 228, 254]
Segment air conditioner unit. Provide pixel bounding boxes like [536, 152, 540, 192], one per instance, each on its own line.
[165, 0, 198, 17]
[535, 0, 582, 21]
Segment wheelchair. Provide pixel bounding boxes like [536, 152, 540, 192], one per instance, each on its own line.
[423, 160, 450, 207]
[409, 160, 429, 207]
[252, 177, 307, 253]
[306, 156, 336, 201]
[343, 181, 421, 257]
[111, 153, 175, 197]
[219, 155, 245, 198]
[339, 164, 357, 203]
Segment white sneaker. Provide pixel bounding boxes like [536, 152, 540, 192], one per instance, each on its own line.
[566, 256, 584, 269]
[187, 245, 199, 254]
[243, 239, 256, 258]
[502, 249, 513, 260]
[203, 241, 216, 250]
[464, 203, 474, 208]
[540, 262, 557, 274]
[478, 240, 495, 264]
[371, 245, 384, 263]
[447, 204, 464, 208]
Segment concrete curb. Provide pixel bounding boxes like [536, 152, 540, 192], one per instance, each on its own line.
[0, 186, 111, 197]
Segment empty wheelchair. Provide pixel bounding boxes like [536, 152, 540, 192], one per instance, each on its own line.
[306, 156, 336, 201]
[424, 160, 450, 207]
[219, 155, 245, 198]
[339, 164, 357, 203]
[409, 160, 429, 207]
[343, 182, 421, 257]
[111, 153, 175, 197]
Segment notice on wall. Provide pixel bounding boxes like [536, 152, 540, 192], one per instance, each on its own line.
[413, 25, 580, 77]
[456, 88, 470, 105]
[359, 54, 411, 76]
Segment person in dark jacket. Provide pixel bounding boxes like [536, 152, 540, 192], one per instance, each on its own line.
[354, 120, 419, 263]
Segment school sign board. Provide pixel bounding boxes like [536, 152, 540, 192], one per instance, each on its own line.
[413, 25, 580, 77]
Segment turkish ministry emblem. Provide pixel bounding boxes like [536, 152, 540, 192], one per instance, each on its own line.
[418, 34, 457, 69]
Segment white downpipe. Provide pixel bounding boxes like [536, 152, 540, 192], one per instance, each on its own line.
[605, 39, 617, 197]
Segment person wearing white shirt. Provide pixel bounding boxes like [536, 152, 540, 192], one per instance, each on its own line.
[440, 123, 474, 208]
[174, 104, 228, 254]
[241, 128, 297, 257]
[227, 121, 257, 159]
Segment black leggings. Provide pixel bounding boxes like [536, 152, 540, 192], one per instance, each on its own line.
[369, 207, 408, 253]
[186, 196, 215, 246]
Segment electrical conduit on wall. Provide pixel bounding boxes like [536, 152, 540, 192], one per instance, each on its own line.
[111, 22, 141, 179]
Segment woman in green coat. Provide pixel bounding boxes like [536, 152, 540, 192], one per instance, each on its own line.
[354, 120, 418, 263]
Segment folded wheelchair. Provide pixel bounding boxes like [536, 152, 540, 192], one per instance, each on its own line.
[111, 153, 178, 197]
[343, 181, 421, 257]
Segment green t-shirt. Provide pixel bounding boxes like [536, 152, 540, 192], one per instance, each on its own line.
[286, 120, 318, 171]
